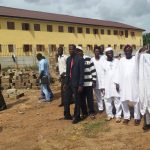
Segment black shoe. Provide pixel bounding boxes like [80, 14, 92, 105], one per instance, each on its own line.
[0, 106, 7, 111]
[64, 115, 73, 120]
[134, 119, 141, 126]
[59, 104, 64, 107]
[143, 125, 150, 131]
[72, 117, 81, 124]
[81, 114, 88, 120]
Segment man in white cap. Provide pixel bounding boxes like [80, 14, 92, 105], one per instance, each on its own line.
[101, 47, 122, 122]
[114, 45, 141, 125]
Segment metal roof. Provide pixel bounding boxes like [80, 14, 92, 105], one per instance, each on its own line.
[0, 6, 145, 31]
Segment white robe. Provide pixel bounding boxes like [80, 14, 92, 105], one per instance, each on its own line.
[137, 53, 150, 115]
[114, 56, 139, 103]
[91, 57, 104, 89]
[101, 59, 120, 99]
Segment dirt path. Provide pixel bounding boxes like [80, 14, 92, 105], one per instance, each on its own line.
[0, 84, 150, 150]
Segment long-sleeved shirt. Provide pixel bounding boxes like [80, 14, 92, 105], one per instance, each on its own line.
[58, 54, 68, 75]
[83, 55, 96, 87]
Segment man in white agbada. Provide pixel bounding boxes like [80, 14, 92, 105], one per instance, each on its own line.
[101, 47, 122, 123]
[114, 45, 141, 125]
[91, 46, 104, 112]
[136, 46, 150, 131]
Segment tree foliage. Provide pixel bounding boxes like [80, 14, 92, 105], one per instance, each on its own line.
[143, 33, 150, 45]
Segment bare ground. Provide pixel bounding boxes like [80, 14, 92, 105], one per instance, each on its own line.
[0, 84, 150, 150]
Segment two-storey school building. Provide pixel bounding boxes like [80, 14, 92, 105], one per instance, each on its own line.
[0, 6, 145, 67]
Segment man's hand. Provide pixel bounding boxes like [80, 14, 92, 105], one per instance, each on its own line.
[139, 46, 147, 53]
[78, 86, 83, 93]
[116, 84, 120, 92]
[92, 82, 96, 88]
[101, 88, 105, 96]
[63, 84, 67, 91]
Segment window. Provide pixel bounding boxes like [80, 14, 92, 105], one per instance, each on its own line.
[87, 45, 93, 51]
[23, 44, 32, 52]
[101, 29, 104, 34]
[86, 28, 90, 34]
[47, 25, 52, 32]
[114, 30, 118, 35]
[132, 45, 136, 49]
[93, 29, 98, 34]
[34, 24, 40, 31]
[0, 45, 1, 52]
[108, 44, 111, 47]
[36, 45, 45, 51]
[78, 44, 82, 47]
[77, 27, 83, 33]
[22, 23, 30, 30]
[119, 31, 124, 36]
[59, 44, 64, 48]
[8, 44, 14, 52]
[7, 22, 15, 30]
[120, 44, 124, 49]
[114, 44, 117, 50]
[131, 32, 135, 36]
[68, 27, 75, 33]
[107, 30, 111, 35]
[58, 26, 64, 32]
[125, 30, 128, 38]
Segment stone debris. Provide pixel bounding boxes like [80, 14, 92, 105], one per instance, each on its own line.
[1, 68, 40, 90]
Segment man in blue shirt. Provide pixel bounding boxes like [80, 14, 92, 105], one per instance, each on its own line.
[36, 53, 52, 102]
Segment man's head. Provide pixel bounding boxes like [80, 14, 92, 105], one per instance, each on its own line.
[58, 47, 64, 56]
[69, 44, 76, 56]
[36, 53, 43, 61]
[94, 46, 100, 57]
[124, 45, 133, 59]
[99, 45, 104, 55]
[76, 46, 83, 57]
[105, 47, 114, 61]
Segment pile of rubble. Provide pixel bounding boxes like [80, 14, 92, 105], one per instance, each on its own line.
[1, 69, 40, 90]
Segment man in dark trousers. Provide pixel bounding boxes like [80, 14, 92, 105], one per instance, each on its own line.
[76, 46, 96, 120]
[0, 64, 7, 111]
[64, 44, 84, 124]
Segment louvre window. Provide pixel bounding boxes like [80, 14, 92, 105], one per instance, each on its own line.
[93, 29, 98, 34]
[36, 45, 45, 51]
[58, 26, 64, 32]
[8, 44, 14, 52]
[125, 30, 128, 38]
[34, 24, 40, 31]
[114, 30, 118, 35]
[68, 27, 75, 33]
[7, 22, 15, 30]
[22, 23, 30, 30]
[47, 25, 53, 32]
[23, 44, 32, 52]
[107, 30, 111, 35]
[86, 28, 90, 34]
[77, 27, 83, 33]
[119, 31, 124, 36]
[101, 29, 104, 34]
[131, 32, 135, 36]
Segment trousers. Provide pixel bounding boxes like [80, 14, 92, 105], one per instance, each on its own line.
[122, 101, 140, 120]
[105, 97, 122, 118]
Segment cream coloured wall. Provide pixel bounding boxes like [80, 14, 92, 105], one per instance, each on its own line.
[0, 17, 143, 56]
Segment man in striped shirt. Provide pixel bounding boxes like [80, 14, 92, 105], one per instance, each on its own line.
[76, 46, 96, 119]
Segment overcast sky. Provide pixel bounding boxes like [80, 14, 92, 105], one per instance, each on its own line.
[0, 0, 150, 32]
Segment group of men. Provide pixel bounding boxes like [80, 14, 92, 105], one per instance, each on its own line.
[57, 44, 150, 131]
[1, 44, 150, 132]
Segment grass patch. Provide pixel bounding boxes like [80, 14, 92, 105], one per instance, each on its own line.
[82, 119, 110, 138]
